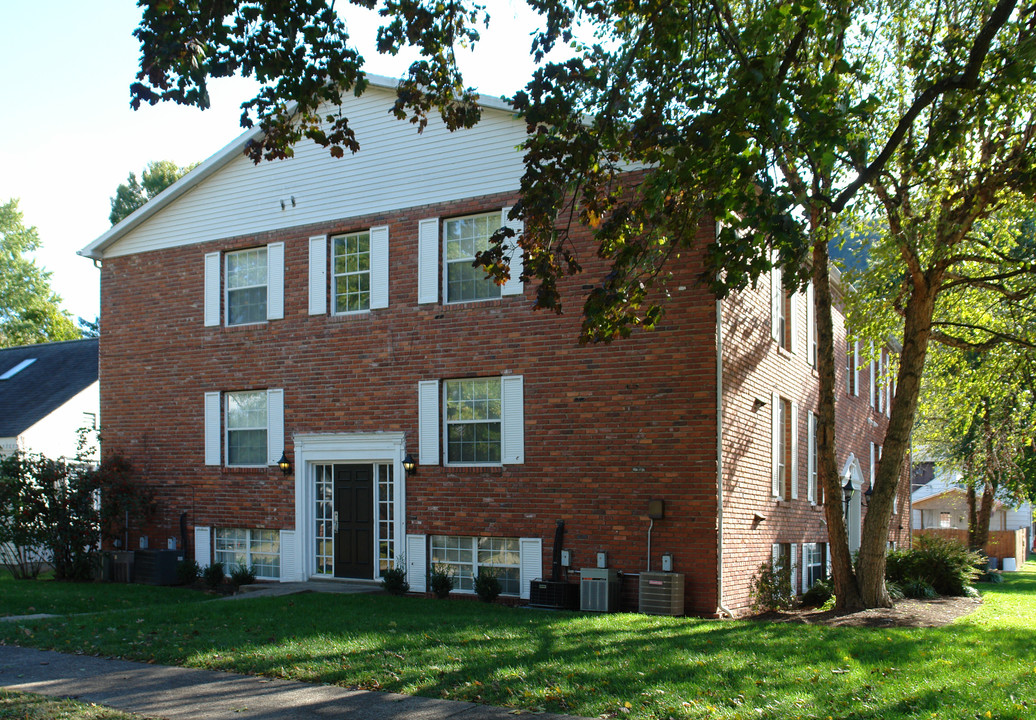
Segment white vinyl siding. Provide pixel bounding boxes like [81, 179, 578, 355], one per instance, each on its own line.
[100, 87, 527, 260]
[308, 236, 327, 315]
[418, 380, 440, 465]
[417, 218, 439, 304]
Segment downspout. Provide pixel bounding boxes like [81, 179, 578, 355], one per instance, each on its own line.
[716, 295, 734, 618]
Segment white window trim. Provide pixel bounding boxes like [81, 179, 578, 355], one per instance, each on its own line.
[213, 527, 281, 580]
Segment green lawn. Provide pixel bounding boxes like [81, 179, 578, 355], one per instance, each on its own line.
[2, 567, 1034, 720]
[0, 569, 210, 617]
[0, 690, 149, 720]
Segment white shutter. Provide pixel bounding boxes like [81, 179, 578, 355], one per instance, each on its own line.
[801, 544, 811, 593]
[204, 392, 221, 466]
[869, 342, 876, 407]
[279, 530, 299, 581]
[406, 534, 427, 593]
[370, 225, 390, 309]
[790, 401, 799, 500]
[825, 543, 832, 579]
[204, 252, 220, 326]
[806, 281, 815, 366]
[853, 341, 860, 396]
[500, 207, 524, 296]
[770, 266, 781, 342]
[807, 411, 816, 504]
[789, 290, 799, 354]
[195, 526, 211, 568]
[417, 218, 439, 304]
[267, 242, 284, 320]
[308, 236, 327, 315]
[418, 381, 439, 465]
[771, 391, 780, 497]
[870, 442, 875, 488]
[501, 375, 525, 464]
[266, 388, 284, 466]
[790, 543, 799, 595]
[772, 543, 781, 566]
[519, 537, 542, 600]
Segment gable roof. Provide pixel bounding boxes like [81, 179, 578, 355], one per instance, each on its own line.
[79, 74, 520, 261]
[0, 338, 98, 437]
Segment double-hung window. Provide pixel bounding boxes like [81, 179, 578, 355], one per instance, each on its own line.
[417, 375, 524, 466]
[417, 208, 523, 304]
[227, 390, 268, 466]
[770, 264, 798, 353]
[204, 243, 284, 327]
[204, 389, 284, 467]
[803, 543, 827, 591]
[771, 393, 798, 500]
[308, 227, 389, 315]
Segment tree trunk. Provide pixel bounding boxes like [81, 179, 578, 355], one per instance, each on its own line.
[856, 272, 940, 607]
[967, 485, 980, 550]
[973, 482, 996, 553]
[813, 236, 863, 610]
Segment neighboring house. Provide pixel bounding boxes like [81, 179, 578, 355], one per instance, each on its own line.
[0, 339, 99, 461]
[912, 461, 1033, 538]
[79, 75, 907, 616]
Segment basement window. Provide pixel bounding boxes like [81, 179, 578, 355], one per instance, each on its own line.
[0, 358, 36, 380]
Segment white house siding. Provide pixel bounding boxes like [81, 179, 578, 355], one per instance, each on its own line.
[101, 86, 528, 259]
[19, 381, 99, 461]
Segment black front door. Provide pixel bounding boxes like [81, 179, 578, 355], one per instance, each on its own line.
[333, 464, 373, 578]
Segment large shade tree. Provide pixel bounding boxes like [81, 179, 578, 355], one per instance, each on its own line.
[109, 160, 198, 225]
[129, 0, 1035, 609]
[0, 199, 79, 348]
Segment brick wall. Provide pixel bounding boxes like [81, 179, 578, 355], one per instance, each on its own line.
[99, 190, 721, 613]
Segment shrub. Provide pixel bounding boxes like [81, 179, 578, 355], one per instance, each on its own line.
[381, 561, 410, 596]
[474, 569, 502, 602]
[885, 534, 982, 596]
[801, 577, 833, 607]
[429, 563, 454, 599]
[902, 580, 938, 599]
[886, 581, 905, 600]
[749, 560, 793, 613]
[203, 561, 225, 588]
[979, 569, 1005, 584]
[230, 564, 257, 587]
[177, 559, 200, 585]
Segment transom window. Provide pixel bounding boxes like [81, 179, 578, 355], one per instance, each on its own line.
[226, 248, 268, 325]
[445, 213, 501, 303]
[430, 535, 520, 595]
[214, 528, 280, 579]
[445, 378, 502, 464]
[226, 390, 267, 466]
[332, 231, 371, 313]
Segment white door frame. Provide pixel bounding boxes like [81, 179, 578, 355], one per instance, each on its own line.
[291, 432, 408, 581]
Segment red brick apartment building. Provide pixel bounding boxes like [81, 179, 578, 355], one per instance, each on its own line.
[80, 76, 908, 616]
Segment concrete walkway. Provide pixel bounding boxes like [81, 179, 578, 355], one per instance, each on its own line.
[0, 645, 584, 720]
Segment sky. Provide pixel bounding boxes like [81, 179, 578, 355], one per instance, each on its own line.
[0, 1, 559, 324]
